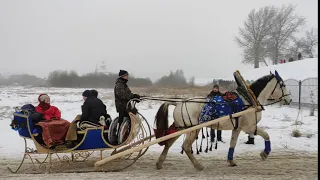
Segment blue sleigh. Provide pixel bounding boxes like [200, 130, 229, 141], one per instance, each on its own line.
[7, 100, 152, 173]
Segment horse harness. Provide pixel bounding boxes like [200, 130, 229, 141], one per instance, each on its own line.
[266, 77, 291, 105]
[180, 100, 194, 128]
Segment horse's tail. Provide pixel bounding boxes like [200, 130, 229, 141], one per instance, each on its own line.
[154, 102, 177, 138]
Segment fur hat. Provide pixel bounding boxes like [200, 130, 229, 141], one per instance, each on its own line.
[82, 90, 92, 97]
[38, 94, 50, 103]
[119, 70, 129, 77]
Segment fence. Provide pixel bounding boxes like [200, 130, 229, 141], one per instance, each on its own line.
[284, 78, 318, 109]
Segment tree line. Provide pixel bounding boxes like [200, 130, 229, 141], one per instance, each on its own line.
[235, 4, 318, 68]
[0, 74, 46, 86]
[48, 69, 193, 88]
[47, 70, 154, 88]
[0, 69, 197, 88]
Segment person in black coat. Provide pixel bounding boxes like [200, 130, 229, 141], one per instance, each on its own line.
[114, 70, 140, 128]
[80, 90, 108, 125]
[90, 89, 98, 98]
[298, 52, 302, 60]
[288, 57, 294, 62]
[208, 84, 224, 142]
[207, 84, 222, 98]
[89, 89, 112, 125]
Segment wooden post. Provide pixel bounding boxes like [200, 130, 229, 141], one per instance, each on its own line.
[298, 80, 302, 110]
[94, 107, 258, 167]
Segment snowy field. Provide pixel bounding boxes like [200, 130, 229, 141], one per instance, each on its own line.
[0, 86, 318, 179]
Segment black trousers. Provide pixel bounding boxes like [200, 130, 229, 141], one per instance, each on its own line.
[118, 111, 129, 127]
[210, 129, 222, 141]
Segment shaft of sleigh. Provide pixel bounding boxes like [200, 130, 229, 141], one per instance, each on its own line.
[95, 107, 260, 167]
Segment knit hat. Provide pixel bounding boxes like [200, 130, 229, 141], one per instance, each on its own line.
[38, 94, 50, 103]
[118, 70, 129, 77]
[38, 94, 51, 110]
[82, 90, 92, 98]
[213, 84, 219, 88]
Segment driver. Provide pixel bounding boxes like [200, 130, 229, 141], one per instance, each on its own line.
[114, 70, 140, 134]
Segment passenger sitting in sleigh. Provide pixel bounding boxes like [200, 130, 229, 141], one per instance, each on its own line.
[33, 94, 71, 149]
[65, 90, 111, 148]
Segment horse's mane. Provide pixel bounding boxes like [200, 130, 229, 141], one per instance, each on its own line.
[249, 74, 275, 98]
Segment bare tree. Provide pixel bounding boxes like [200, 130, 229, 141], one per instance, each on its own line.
[188, 76, 195, 86]
[267, 4, 306, 64]
[284, 36, 304, 60]
[285, 28, 318, 60]
[301, 28, 318, 58]
[235, 6, 276, 68]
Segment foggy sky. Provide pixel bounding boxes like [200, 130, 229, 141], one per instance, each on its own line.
[0, 0, 318, 81]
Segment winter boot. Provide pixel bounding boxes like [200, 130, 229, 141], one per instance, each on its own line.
[217, 138, 225, 143]
[245, 136, 255, 145]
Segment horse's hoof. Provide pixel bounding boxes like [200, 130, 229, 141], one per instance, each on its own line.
[260, 151, 268, 161]
[227, 160, 237, 167]
[156, 162, 163, 170]
[228, 163, 237, 167]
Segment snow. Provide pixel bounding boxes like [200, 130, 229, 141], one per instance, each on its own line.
[0, 86, 318, 159]
[195, 58, 318, 83]
[224, 58, 318, 81]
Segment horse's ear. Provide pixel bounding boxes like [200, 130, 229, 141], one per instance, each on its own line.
[270, 71, 272, 75]
[274, 70, 282, 81]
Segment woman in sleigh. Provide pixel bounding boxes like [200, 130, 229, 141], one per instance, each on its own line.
[33, 94, 70, 149]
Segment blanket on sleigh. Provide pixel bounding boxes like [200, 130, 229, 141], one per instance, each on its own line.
[36, 119, 70, 147]
[199, 92, 247, 123]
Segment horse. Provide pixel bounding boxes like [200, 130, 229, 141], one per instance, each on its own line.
[154, 70, 292, 170]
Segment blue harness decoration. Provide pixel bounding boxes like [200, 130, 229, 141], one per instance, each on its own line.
[199, 92, 246, 123]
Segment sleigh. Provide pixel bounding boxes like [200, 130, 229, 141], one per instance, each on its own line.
[7, 71, 266, 173]
[8, 100, 153, 173]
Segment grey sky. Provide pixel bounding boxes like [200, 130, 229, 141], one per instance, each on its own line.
[0, 0, 317, 81]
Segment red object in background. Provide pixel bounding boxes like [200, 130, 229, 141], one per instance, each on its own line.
[280, 59, 285, 63]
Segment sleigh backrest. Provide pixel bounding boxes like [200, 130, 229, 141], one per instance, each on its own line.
[11, 105, 40, 138]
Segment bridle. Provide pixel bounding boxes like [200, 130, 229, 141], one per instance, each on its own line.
[266, 74, 291, 106]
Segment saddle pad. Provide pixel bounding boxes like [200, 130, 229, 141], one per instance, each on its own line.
[199, 94, 246, 123]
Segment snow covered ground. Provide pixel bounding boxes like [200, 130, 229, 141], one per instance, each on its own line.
[0, 86, 317, 159]
[214, 58, 318, 81]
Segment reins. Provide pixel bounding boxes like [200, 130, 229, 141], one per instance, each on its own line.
[139, 95, 273, 107]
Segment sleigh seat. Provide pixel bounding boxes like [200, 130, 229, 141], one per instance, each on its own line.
[11, 111, 42, 138]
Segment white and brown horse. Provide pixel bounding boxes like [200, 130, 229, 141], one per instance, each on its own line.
[154, 70, 292, 170]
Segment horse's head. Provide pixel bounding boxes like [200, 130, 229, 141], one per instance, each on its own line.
[250, 70, 292, 105]
[266, 70, 292, 105]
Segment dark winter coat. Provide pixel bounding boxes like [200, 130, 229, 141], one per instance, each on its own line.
[207, 91, 222, 98]
[114, 78, 137, 112]
[80, 97, 108, 124]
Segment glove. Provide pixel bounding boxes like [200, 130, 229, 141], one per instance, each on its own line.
[132, 94, 141, 99]
[131, 107, 138, 114]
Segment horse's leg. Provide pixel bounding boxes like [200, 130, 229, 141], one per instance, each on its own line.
[227, 129, 241, 167]
[156, 136, 180, 169]
[182, 130, 204, 170]
[255, 127, 271, 160]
